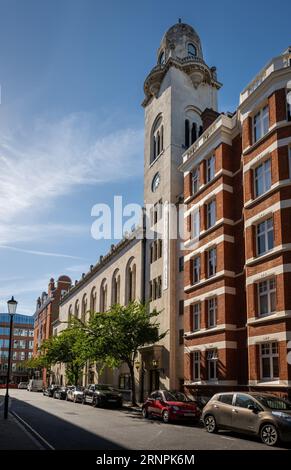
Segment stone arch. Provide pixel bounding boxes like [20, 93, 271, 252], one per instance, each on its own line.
[100, 278, 108, 313]
[125, 257, 136, 304]
[111, 269, 121, 305]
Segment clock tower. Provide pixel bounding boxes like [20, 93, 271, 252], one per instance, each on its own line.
[142, 22, 221, 393]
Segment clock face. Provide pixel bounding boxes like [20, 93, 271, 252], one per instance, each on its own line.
[152, 172, 161, 192]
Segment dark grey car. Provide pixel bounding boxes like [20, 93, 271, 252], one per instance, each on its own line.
[202, 392, 291, 446]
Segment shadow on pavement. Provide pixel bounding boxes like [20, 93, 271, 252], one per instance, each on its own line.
[10, 397, 124, 450]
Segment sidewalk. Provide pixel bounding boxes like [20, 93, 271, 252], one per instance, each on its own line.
[0, 399, 41, 450]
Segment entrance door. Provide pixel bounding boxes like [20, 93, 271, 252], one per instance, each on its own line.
[149, 369, 160, 392]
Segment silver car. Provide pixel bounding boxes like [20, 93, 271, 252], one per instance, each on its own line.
[66, 386, 84, 403]
[202, 392, 291, 446]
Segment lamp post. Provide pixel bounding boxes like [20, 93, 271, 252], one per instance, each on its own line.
[4, 296, 17, 419]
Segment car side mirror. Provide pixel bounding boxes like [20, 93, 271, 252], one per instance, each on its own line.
[248, 404, 258, 413]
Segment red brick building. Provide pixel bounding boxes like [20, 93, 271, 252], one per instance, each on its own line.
[33, 275, 72, 385]
[181, 47, 291, 399]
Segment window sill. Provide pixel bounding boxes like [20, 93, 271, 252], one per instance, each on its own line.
[149, 150, 164, 168]
[244, 179, 291, 209]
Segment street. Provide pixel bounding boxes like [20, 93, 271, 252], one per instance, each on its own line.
[0, 389, 289, 450]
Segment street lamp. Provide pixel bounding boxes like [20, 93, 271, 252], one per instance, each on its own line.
[4, 296, 17, 419]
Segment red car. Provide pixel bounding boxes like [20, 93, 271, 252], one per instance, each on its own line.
[142, 390, 201, 423]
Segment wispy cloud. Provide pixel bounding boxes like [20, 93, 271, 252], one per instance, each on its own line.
[0, 114, 143, 222]
[0, 245, 86, 260]
[65, 263, 91, 273]
[0, 223, 88, 245]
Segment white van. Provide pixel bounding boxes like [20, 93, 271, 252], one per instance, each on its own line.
[27, 379, 43, 392]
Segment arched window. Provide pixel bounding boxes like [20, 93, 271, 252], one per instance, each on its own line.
[151, 115, 164, 163]
[188, 43, 197, 57]
[191, 123, 197, 145]
[199, 125, 203, 137]
[100, 279, 107, 313]
[68, 305, 73, 322]
[184, 108, 202, 149]
[126, 258, 136, 304]
[90, 287, 97, 314]
[81, 294, 87, 322]
[112, 269, 121, 305]
[185, 119, 190, 148]
[159, 51, 165, 65]
[74, 299, 80, 318]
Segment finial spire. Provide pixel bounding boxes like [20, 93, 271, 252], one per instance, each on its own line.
[178, 18, 182, 24]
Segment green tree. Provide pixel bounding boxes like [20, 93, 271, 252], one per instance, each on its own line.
[81, 302, 166, 405]
[40, 328, 90, 385]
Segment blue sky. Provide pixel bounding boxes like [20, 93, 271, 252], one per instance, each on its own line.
[0, 0, 290, 315]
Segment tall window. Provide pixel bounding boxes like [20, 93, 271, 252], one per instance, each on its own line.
[192, 209, 200, 239]
[152, 117, 164, 162]
[206, 155, 215, 183]
[207, 247, 217, 277]
[287, 92, 291, 121]
[112, 272, 120, 305]
[206, 199, 216, 229]
[253, 105, 269, 142]
[193, 256, 200, 284]
[179, 256, 184, 272]
[256, 218, 274, 255]
[260, 342, 279, 379]
[179, 329, 184, 345]
[188, 43, 197, 57]
[179, 299, 184, 316]
[208, 297, 217, 327]
[254, 159, 271, 197]
[185, 120, 198, 148]
[258, 278, 276, 316]
[192, 167, 200, 194]
[192, 303, 200, 331]
[193, 351, 200, 380]
[207, 349, 218, 380]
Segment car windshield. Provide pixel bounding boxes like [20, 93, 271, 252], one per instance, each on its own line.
[95, 385, 114, 391]
[164, 391, 191, 402]
[256, 395, 291, 410]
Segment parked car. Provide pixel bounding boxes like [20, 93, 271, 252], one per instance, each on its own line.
[202, 392, 291, 446]
[53, 387, 68, 400]
[18, 382, 28, 389]
[27, 379, 43, 392]
[83, 384, 123, 408]
[142, 390, 201, 423]
[66, 386, 84, 403]
[43, 384, 60, 397]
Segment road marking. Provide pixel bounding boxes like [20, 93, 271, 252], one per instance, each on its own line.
[10, 411, 55, 450]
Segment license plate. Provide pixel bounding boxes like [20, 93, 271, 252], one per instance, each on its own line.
[184, 412, 195, 416]
[108, 399, 117, 402]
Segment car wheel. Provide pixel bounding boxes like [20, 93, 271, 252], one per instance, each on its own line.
[204, 414, 218, 433]
[142, 407, 149, 419]
[82, 396, 86, 404]
[162, 410, 170, 423]
[260, 423, 279, 446]
[92, 397, 99, 408]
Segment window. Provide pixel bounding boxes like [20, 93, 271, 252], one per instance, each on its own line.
[0, 327, 10, 335]
[193, 351, 200, 380]
[151, 276, 162, 301]
[158, 239, 162, 258]
[287, 92, 291, 121]
[192, 256, 200, 284]
[192, 167, 200, 194]
[192, 303, 200, 331]
[218, 394, 234, 405]
[254, 159, 271, 197]
[152, 117, 164, 162]
[179, 329, 184, 345]
[206, 199, 216, 229]
[0, 339, 9, 348]
[207, 349, 218, 380]
[253, 105, 269, 142]
[260, 342, 279, 380]
[208, 297, 217, 327]
[159, 51, 165, 65]
[207, 247, 217, 277]
[256, 218, 274, 255]
[179, 300, 184, 316]
[185, 120, 198, 148]
[192, 210, 200, 239]
[188, 43, 197, 57]
[151, 200, 163, 225]
[258, 278, 276, 316]
[179, 256, 184, 272]
[206, 155, 215, 183]
[235, 394, 257, 409]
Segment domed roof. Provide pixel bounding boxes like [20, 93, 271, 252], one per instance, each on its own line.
[157, 21, 203, 63]
[58, 275, 72, 283]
